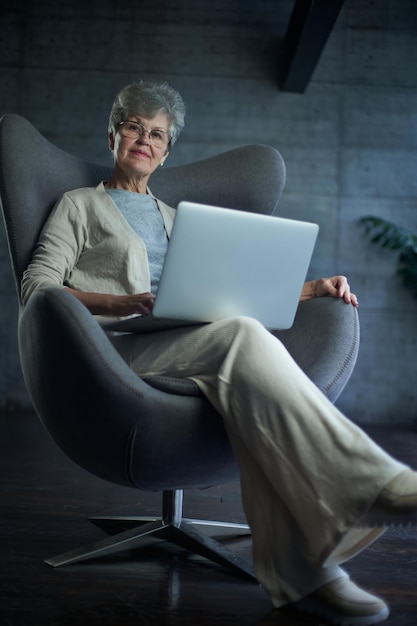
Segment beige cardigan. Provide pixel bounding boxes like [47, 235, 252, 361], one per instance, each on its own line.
[21, 182, 176, 306]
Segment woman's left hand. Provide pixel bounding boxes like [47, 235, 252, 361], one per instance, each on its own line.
[302, 276, 358, 307]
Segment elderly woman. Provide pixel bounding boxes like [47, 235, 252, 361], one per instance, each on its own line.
[21, 80, 417, 626]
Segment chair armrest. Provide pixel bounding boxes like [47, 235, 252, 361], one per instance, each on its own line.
[275, 298, 360, 403]
[18, 288, 237, 490]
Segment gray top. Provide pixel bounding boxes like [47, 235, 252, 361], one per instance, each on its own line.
[106, 189, 169, 294]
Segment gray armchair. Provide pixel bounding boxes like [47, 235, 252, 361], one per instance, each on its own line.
[0, 114, 359, 579]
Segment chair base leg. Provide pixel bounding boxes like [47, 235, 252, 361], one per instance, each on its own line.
[45, 489, 256, 582]
[89, 515, 251, 538]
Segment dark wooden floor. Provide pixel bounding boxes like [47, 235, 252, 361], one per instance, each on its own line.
[1, 410, 417, 626]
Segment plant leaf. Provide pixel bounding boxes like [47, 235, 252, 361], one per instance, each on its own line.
[360, 216, 417, 299]
[360, 216, 417, 253]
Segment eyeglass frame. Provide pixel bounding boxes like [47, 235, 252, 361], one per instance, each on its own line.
[118, 119, 172, 149]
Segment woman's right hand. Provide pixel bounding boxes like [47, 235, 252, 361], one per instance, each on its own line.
[110, 292, 156, 317]
[64, 287, 155, 316]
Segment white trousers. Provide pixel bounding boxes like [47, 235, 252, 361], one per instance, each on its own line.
[109, 316, 407, 607]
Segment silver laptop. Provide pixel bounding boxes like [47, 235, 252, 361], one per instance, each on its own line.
[103, 201, 319, 333]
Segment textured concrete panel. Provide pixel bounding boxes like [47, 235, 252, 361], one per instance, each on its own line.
[343, 88, 417, 149]
[341, 148, 417, 198]
[275, 192, 339, 278]
[344, 29, 417, 88]
[337, 310, 417, 426]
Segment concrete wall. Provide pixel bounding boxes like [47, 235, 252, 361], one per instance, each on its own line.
[1, 0, 417, 425]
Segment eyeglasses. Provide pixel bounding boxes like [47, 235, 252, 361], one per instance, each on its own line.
[118, 120, 171, 149]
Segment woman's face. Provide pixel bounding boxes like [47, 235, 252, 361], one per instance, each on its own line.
[109, 112, 170, 183]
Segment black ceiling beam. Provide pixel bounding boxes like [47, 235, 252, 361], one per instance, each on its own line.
[280, 0, 346, 93]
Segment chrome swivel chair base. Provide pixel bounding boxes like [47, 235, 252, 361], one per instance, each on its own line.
[45, 489, 256, 582]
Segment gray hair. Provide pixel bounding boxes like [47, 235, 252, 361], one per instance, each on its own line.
[108, 80, 186, 146]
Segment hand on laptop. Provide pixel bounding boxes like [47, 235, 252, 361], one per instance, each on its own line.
[64, 288, 156, 316]
[301, 276, 358, 307]
[113, 292, 156, 316]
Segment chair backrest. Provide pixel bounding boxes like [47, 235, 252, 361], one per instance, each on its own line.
[18, 285, 235, 489]
[0, 115, 112, 298]
[0, 114, 286, 301]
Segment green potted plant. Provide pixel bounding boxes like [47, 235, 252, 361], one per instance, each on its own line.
[360, 216, 417, 299]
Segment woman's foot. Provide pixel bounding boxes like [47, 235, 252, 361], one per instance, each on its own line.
[293, 577, 389, 625]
